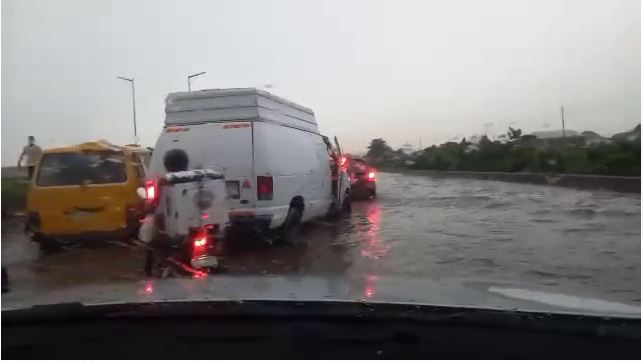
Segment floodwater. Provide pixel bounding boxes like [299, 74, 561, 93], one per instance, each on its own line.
[2, 172, 640, 305]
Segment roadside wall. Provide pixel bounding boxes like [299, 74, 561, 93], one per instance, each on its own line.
[1, 166, 26, 179]
[398, 169, 641, 194]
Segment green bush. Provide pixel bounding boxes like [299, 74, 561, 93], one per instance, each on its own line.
[2, 177, 28, 213]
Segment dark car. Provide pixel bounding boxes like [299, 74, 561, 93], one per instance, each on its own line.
[348, 157, 376, 199]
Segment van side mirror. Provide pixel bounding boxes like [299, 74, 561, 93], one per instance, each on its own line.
[136, 187, 146, 200]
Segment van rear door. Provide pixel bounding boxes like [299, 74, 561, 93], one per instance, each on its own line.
[150, 122, 254, 209]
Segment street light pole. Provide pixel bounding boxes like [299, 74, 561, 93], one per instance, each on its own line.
[117, 76, 138, 144]
[188, 71, 206, 91]
[560, 105, 566, 141]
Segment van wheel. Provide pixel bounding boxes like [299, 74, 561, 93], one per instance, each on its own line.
[277, 207, 302, 245]
[2, 266, 9, 294]
[33, 234, 62, 253]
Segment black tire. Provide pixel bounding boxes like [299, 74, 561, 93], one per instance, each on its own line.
[1, 266, 9, 294]
[33, 234, 62, 253]
[277, 207, 302, 245]
[144, 249, 157, 277]
[342, 190, 352, 213]
[370, 188, 377, 199]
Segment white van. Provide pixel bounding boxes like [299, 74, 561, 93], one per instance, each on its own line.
[148, 88, 350, 243]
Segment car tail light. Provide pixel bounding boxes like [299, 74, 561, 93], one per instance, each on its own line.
[257, 176, 273, 200]
[339, 155, 349, 171]
[367, 171, 376, 181]
[144, 180, 157, 203]
[127, 202, 144, 213]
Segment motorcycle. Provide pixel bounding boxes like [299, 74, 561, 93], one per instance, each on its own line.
[138, 169, 228, 278]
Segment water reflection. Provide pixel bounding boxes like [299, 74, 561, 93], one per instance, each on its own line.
[143, 280, 154, 295]
[358, 201, 389, 260]
[364, 274, 378, 298]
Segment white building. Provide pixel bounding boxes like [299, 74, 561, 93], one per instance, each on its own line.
[399, 142, 416, 155]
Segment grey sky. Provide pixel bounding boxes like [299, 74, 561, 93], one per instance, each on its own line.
[2, 0, 640, 164]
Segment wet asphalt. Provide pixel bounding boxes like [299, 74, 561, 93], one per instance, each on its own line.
[1, 172, 640, 304]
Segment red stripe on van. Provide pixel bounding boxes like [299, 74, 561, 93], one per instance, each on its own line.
[223, 123, 251, 129]
[165, 127, 190, 133]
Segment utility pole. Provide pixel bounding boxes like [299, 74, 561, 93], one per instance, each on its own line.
[117, 76, 138, 144]
[560, 105, 566, 141]
[188, 71, 206, 91]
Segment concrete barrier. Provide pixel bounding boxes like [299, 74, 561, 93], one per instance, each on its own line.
[400, 170, 640, 194]
[1, 167, 27, 179]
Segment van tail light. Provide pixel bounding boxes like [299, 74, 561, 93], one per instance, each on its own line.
[126, 202, 145, 228]
[367, 171, 376, 181]
[127, 203, 143, 213]
[257, 176, 273, 200]
[144, 180, 158, 204]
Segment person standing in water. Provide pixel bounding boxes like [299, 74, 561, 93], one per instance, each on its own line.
[18, 136, 43, 180]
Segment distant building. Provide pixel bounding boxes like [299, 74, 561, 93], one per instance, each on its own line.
[525, 129, 585, 148]
[468, 135, 481, 145]
[612, 124, 641, 142]
[399, 142, 416, 155]
[464, 144, 479, 153]
[529, 130, 580, 139]
[581, 131, 609, 146]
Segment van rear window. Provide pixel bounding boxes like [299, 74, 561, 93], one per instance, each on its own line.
[36, 151, 127, 186]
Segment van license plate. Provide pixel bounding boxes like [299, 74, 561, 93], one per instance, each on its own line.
[191, 256, 218, 269]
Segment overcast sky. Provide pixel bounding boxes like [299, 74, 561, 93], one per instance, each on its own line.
[2, 0, 640, 165]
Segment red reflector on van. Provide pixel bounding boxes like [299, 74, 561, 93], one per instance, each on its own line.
[242, 179, 251, 189]
[165, 127, 190, 133]
[223, 123, 251, 129]
[257, 176, 273, 200]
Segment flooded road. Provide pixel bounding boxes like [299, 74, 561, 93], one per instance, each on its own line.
[2, 172, 640, 305]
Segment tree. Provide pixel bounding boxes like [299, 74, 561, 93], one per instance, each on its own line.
[366, 138, 394, 166]
[507, 127, 523, 140]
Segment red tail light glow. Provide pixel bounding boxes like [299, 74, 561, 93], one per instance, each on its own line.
[257, 176, 273, 200]
[192, 228, 209, 248]
[367, 171, 376, 181]
[193, 236, 207, 247]
[144, 180, 157, 202]
[340, 155, 348, 167]
[144, 281, 154, 295]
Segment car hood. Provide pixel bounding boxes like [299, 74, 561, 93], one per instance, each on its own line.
[2, 274, 640, 318]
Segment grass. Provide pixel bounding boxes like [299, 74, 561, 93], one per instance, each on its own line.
[2, 177, 28, 213]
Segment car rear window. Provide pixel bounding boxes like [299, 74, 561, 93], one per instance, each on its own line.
[350, 160, 368, 173]
[36, 151, 127, 186]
